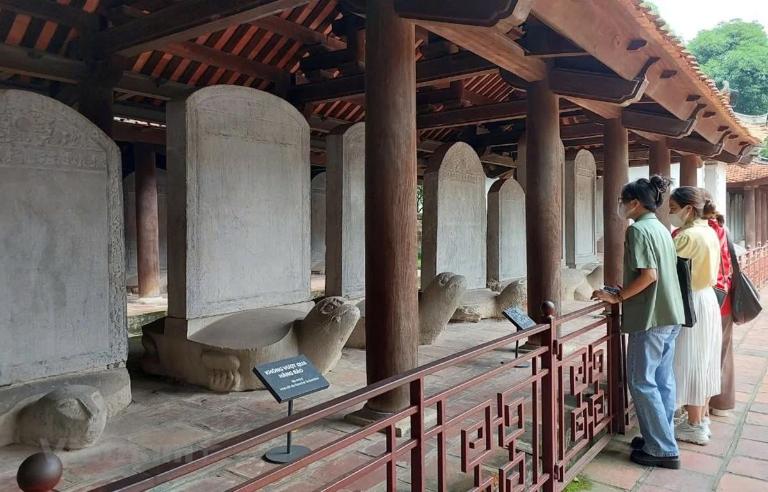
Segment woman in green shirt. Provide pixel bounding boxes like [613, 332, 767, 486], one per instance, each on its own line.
[593, 176, 685, 469]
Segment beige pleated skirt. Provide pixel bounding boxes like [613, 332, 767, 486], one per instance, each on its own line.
[675, 287, 722, 407]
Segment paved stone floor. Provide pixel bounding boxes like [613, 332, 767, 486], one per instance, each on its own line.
[1, 300, 766, 491]
[582, 311, 768, 492]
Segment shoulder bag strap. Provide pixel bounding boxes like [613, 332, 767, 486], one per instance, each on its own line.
[727, 234, 741, 276]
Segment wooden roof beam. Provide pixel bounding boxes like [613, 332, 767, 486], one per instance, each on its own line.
[164, 41, 288, 84]
[622, 106, 702, 138]
[418, 99, 579, 130]
[0, 0, 101, 31]
[0, 44, 192, 101]
[97, 0, 312, 57]
[394, 0, 533, 27]
[517, 24, 587, 58]
[549, 66, 648, 106]
[252, 16, 346, 51]
[416, 19, 545, 82]
[291, 51, 496, 104]
[666, 135, 723, 157]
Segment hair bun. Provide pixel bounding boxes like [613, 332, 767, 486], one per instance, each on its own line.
[649, 175, 670, 194]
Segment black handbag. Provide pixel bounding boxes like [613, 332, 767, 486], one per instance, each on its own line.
[677, 256, 697, 328]
[728, 239, 762, 324]
[714, 256, 728, 307]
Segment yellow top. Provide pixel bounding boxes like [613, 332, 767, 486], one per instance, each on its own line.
[674, 219, 721, 291]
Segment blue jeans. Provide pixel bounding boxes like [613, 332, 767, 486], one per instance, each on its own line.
[627, 325, 681, 457]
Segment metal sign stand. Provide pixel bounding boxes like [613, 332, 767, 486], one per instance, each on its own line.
[263, 400, 311, 464]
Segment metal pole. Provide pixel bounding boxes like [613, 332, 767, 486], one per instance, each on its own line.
[287, 400, 293, 453]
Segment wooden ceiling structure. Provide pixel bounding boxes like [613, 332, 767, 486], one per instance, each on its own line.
[0, 0, 760, 178]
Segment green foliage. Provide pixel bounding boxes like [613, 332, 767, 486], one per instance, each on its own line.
[416, 183, 424, 219]
[760, 138, 768, 159]
[563, 475, 592, 492]
[688, 20, 768, 115]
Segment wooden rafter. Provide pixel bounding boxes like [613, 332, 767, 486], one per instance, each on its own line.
[252, 16, 346, 51]
[163, 41, 288, 84]
[96, 0, 312, 56]
[0, 0, 100, 31]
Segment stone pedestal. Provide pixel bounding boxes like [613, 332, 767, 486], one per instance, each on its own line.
[0, 90, 130, 446]
[326, 123, 365, 298]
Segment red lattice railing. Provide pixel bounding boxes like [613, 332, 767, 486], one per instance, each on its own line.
[743, 244, 768, 288]
[20, 303, 627, 492]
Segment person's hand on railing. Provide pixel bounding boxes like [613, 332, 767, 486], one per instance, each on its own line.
[591, 289, 621, 305]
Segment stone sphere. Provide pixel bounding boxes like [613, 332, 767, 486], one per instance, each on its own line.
[16, 452, 62, 492]
[17, 385, 107, 450]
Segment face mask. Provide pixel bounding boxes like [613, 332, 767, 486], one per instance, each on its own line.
[670, 208, 689, 228]
[617, 202, 633, 220]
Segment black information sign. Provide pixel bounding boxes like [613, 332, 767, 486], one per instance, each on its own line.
[253, 355, 330, 464]
[502, 307, 537, 331]
[253, 355, 329, 404]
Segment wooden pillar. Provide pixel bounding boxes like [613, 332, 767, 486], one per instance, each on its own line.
[680, 154, 699, 187]
[649, 140, 671, 227]
[525, 78, 562, 327]
[763, 189, 768, 245]
[78, 71, 116, 136]
[603, 119, 629, 287]
[363, 0, 418, 414]
[135, 144, 161, 298]
[744, 187, 756, 248]
[756, 188, 764, 246]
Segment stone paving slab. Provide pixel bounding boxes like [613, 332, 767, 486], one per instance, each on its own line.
[582, 310, 768, 492]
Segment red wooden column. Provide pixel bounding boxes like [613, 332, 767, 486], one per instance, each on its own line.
[679, 154, 699, 187]
[525, 78, 562, 330]
[756, 188, 764, 246]
[763, 188, 768, 245]
[363, 0, 418, 414]
[134, 145, 161, 298]
[744, 187, 756, 248]
[649, 140, 671, 228]
[603, 119, 629, 286]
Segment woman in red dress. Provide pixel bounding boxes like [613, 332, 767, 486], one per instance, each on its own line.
[703, 195, 734, 416]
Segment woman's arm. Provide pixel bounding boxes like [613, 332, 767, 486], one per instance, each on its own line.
[593, 268, 657, 304]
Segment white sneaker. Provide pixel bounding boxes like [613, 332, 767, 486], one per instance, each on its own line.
[710, 408, 731, 417]
[702, 417, 712, 438]
[676, 421, 710, 445]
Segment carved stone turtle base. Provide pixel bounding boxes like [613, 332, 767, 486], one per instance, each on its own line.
[347, 273, 467, 348]
[142, 297, 360, 392]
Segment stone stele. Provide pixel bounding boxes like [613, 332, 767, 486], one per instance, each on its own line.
[0, 90, 127, 386]
[325, 122, 365, 299]
[145, 86, 357, 391]
[565, 149, 598, 268]
[16, 386, 107, 450]
[487, 177, 526, 285]
[422, 142, 487, 290]
[311, 172, 326, 274]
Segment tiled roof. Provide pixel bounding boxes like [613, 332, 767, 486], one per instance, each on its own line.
[627, 0, 761, 146]
[726, 163, 768, 184]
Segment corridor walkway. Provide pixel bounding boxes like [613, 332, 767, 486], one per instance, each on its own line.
[583, 311, 768, 492]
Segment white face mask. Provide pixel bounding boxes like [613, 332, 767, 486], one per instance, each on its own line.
[617, 201, 634, 220]
[670, 208, 689, 228]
